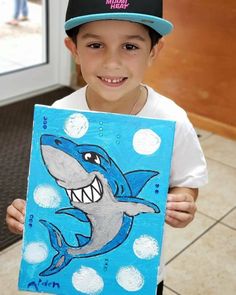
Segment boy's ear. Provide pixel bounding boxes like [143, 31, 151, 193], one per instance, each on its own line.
[64, 37, 80, 64]
[148, 39, 164, 67]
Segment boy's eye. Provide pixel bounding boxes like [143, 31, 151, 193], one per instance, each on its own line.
[124, 44, 139, 50]
[87, 43, 102, 49]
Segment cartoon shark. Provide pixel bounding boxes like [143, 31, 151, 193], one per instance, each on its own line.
[39, 134, 160, 276]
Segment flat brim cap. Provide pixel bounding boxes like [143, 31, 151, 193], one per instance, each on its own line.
[65, 0, 173, 36]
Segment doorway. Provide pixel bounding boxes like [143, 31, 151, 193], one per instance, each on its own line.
[0, 0, 70, 105]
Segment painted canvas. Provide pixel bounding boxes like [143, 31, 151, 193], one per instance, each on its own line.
[18, 105, 175, 295]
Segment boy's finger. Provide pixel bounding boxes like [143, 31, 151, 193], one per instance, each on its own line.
[165, 215, 182, 228]
[166, 209, 193, 223]
[6, 217, 24, 234]
[7, 204, 25, 223]
[12, 199, 26, 214]
[167, 193, 193, 203]
[166, 201, 196, 213]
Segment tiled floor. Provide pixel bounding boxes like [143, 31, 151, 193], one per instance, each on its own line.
[164, 131, 236, 295]
[0, 130, 235, 295]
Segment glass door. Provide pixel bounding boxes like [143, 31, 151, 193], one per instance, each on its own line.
[0, 0, 70, 104]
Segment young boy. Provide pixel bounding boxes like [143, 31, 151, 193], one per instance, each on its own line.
[6, 0, 208, 294]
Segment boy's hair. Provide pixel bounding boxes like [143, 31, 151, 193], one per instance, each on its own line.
[67, 24, 162, 49]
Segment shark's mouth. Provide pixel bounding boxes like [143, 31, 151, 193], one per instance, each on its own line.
[66, 176, 103, 204]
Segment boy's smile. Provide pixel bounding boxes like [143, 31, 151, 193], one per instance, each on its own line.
[98, 76, 127, 87]
[65, 20, 162, 114]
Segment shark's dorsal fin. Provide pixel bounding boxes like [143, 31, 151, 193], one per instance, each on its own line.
[56, 208, 89, 222]
[124, 170, 159, 196]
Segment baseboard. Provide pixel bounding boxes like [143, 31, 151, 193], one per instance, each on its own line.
[0, 84, 64, 107]
[188, 112, 236, 140]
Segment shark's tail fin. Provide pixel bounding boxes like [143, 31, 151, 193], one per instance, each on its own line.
[39, 219, 73, 276]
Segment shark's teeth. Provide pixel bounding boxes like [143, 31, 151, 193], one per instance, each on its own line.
[92, 177, 103, 196]
[91, 177, 100, 192]
[66, 176, 103, 204]
[82, 190, 93, 203]
[92, 188, 101, 202]
[84, 186, 92, 200]
[73, 189, 82, 202]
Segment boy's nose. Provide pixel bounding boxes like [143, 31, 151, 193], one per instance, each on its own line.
[102, 50, 122, 70]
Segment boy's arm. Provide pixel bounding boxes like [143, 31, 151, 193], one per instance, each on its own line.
[165, 187, 198, 228]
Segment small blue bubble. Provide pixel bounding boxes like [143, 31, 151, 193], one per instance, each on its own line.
[116, 135, 121, 139]
[99, 127, 103, 131]
[99, 121, 103, 125]
[155, 190, 159, 194]
[116, 141, 120, 144]
[99, 133, 103, 137]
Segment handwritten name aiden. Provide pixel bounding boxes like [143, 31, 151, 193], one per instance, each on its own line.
[106, 0, 130, 9]
[27, 279, 60, 292]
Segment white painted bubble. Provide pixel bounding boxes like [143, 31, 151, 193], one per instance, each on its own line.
[133, 129, 161, 155]
[64, 113, 89, 138]
[33, 185, 60, 208]
[72, 266, 104, 294]
[133, 235, 159, 259]
[116, 266, 144, 292]
[23, 242, 48, 264]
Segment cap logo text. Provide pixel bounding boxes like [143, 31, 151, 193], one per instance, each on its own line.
[106, 0, 130, 10]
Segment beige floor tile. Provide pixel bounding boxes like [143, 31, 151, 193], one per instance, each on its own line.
[221, 207, 236, 229]
[165, 223, 236, 295]
[201, 134, 236, 168]
[197, 158, 236, 219]
[164, 212, 215, 262]
[194, 128, 213, 142]
[163, 287, 177, 294]
[0, 241, 50, 295]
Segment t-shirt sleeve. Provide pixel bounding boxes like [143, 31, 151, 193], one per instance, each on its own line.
[169, 116, 208, 188]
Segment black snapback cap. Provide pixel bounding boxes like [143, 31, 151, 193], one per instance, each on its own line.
[65, 0, 173, 36]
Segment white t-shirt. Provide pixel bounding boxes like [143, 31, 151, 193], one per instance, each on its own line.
[52, 85, 208, 283]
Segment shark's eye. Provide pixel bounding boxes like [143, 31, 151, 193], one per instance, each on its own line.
[83, 152, 101, 165]
[55, 139, 62, 146]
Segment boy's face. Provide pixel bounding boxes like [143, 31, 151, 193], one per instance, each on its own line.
[65, 20, 162, 104]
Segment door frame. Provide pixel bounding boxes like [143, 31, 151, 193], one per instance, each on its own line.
[0, 0, 71, 106]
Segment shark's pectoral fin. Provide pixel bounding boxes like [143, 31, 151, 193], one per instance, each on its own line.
[56, 207, 89, 222]
[75, 234, 90, 247]
[117, 197, 160, 215]
[125, 170, 159, 196]
[124, 203, 156, 216]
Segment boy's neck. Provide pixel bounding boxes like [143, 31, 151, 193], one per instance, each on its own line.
[85, 86, 147, 115]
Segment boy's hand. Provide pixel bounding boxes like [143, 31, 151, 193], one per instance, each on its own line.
[165, 188, 198, 228]
[6, 199, 26, 235]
